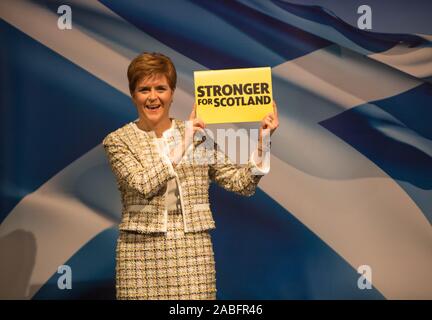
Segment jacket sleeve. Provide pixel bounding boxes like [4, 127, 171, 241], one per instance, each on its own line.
[103, 133, 176, 199]
[208, 141, 267, 197]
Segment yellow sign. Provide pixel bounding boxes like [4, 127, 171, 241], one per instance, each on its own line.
[194, 67, 273, 124]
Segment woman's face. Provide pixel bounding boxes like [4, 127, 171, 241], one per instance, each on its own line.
[132, 74, 174, 127]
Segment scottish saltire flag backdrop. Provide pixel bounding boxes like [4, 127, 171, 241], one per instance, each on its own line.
[1, 0, 431, 299]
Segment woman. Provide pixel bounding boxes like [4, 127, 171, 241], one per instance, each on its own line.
[103, 52, 278, 300]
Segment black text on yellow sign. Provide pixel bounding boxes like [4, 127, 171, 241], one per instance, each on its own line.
[194, 67, 273, 124]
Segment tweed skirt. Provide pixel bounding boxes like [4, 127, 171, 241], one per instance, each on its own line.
[116, 209, 217, 300]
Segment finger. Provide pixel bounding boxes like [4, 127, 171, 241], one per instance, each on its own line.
[267, 111, 279, 128]
[263, 114, 272, 124]
[269, 114, 278, 125]
[265, 114, 277, 126]
[267, 117, 279, 131]
[263, 118, 272, 129]
[273, 101, 279, 121]
[273, 101, 278, 118]
[189, 103, 197, 120]
[194, 118, 206, 129]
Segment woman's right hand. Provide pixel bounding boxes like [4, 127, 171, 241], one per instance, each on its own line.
[186, 103, 206, 147]
[170, 103, 206, 166]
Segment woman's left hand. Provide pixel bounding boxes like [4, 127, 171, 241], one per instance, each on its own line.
[257, 101, 279, 157]
[259, 101, 279, 139]
[254, 101, 279, 165]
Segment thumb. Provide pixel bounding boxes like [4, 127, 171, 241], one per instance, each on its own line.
[261, 118, 268, 130]
[189, 103, 197, 121]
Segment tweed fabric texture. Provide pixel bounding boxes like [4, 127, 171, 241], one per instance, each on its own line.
[104, 118, 265, 300]
[102, 118, 263, 234]
[116, 209, 216, 300]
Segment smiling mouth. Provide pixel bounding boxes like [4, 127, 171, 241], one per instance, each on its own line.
[145, 104, 161, 110]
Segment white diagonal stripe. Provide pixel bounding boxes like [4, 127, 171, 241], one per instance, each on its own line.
[1, 0, 431, 299]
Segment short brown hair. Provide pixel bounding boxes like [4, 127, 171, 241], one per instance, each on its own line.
[127, 52, 177, 94]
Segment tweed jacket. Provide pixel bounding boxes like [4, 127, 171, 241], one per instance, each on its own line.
[102, 118, 266, 234]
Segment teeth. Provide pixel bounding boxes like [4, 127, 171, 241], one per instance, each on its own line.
[146, 105, 160, 110]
